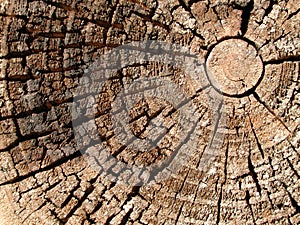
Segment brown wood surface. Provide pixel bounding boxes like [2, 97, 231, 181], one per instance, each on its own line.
[0, 0, 299, 224]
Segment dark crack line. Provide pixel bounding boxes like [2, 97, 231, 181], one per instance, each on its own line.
[119, 207, 134, 225]
[286, 8, 300, 21]
[281, 182, 300, 215]
[252, 92, 291, 133]
[286, 139, 300, 157]
[174, 202, 184, 224]
[60, 178, 81, 209]
[0, 150, 82, 186]
[231, 1, 256, 36]
[248, 148, 262, 195]
[286, 158, 300, 179]
[272, 31, 292, 44]
[132, 10, 170, 32]
[62, 176, 99, 224]
[264, 55, 300, 65]
[174, 168, 190, 200]
[212, 6, 223, 30]
[118, 187, 148, 224]
[134, 202, 149, 225]
[0, 96, 73, 123]
[268, 156, 275, 177]
[262, 0, 277, 21]
[247, 114, 265, 159]
[266, 191, 275, 209]
[245, 190, 257, 225]
[103, 186, 141, 225]
[216, 181, 223, 225]
[176, 0, 206, 41]
[88, 182, 117, 220]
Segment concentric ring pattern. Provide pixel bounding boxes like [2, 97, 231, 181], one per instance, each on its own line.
[0, 0, 299, 224]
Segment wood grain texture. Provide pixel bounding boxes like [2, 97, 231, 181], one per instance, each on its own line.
[0, 0, 299, 224]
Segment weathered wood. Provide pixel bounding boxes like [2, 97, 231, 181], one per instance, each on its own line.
[0, 0, 299, 224]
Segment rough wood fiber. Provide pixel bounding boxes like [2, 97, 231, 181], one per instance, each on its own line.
[0, 0, 299, 224]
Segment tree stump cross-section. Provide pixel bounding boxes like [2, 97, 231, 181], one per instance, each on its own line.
[0, 0, 299, 224]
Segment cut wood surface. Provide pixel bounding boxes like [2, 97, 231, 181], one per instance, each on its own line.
[0, 0, 299, 224]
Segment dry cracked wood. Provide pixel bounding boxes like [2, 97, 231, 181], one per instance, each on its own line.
[0, 0, 299, 224]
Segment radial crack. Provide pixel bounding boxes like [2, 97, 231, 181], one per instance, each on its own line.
[248, 150, 262, 195]
[245, 190, 257, 225]
[264, 55, 300, 65]
[252, 92, 291, 133]
[239, 0, 254, 36]
[247, 114, 265, 159]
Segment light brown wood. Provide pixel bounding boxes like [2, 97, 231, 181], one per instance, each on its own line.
[206, 38, 263, 96]
[0, 0, 299, 224]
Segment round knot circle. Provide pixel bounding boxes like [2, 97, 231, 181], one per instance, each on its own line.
[206, 38, 264, 97]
